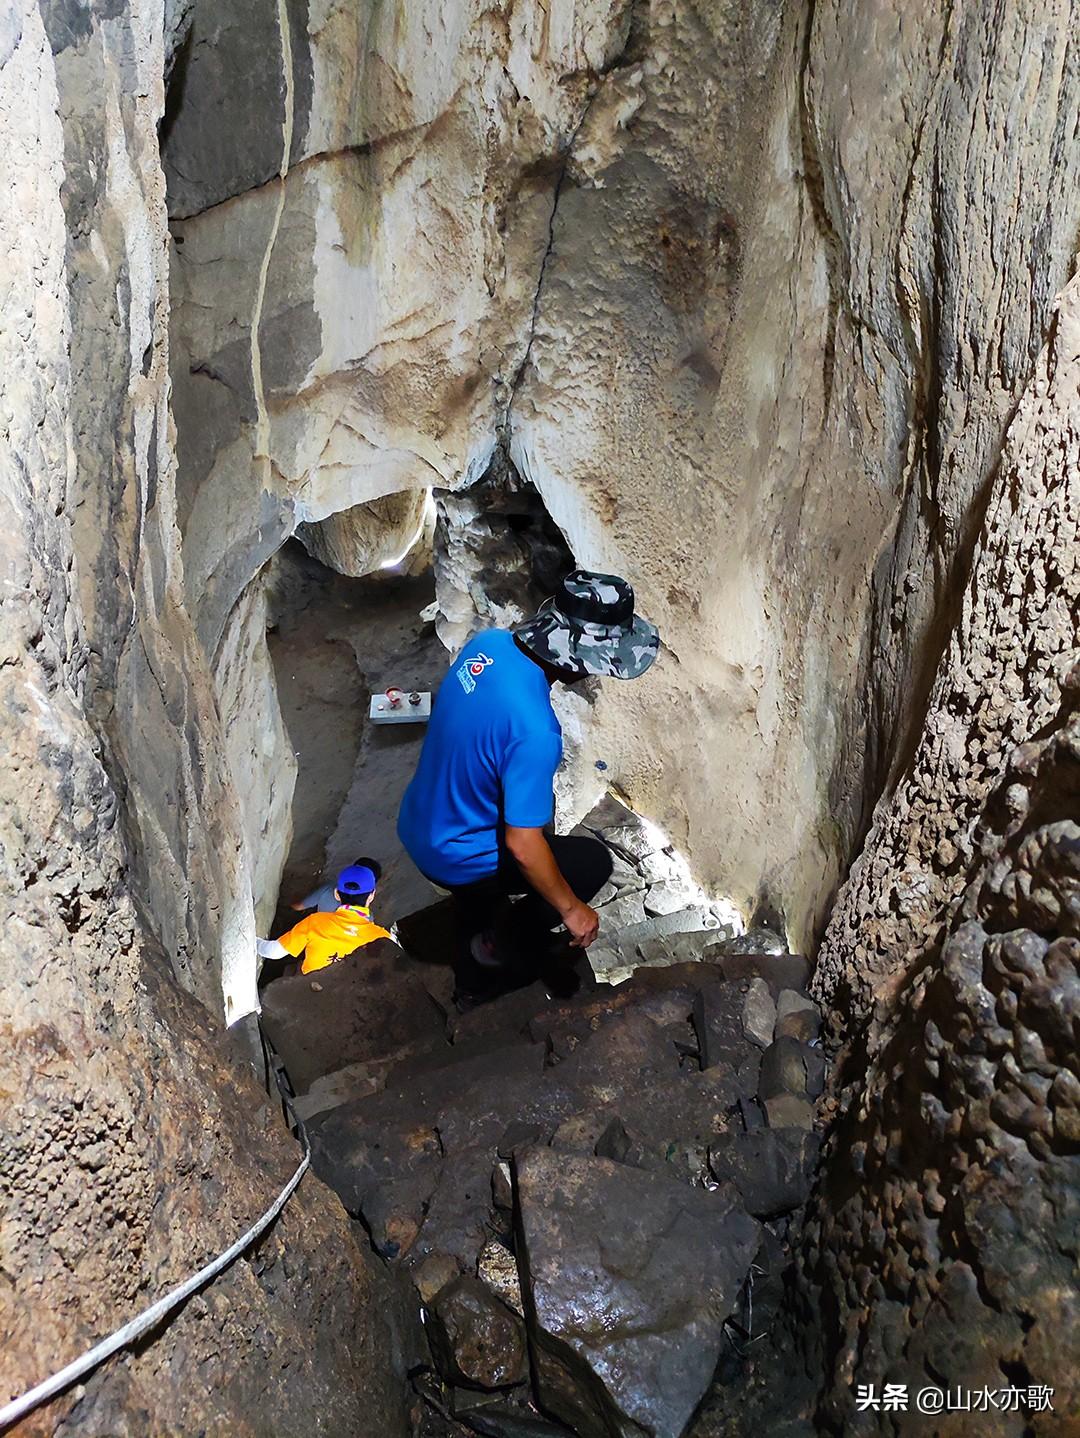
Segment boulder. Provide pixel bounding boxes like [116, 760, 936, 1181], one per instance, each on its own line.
[307, 1100, 443, 1258]
[764, 1094, 816, 1131]
[412, 1252, 461, 1306]
[742, 976, 777, 1048]
[551, 1111, 614, 1156]
[759, 1037, 826, 1101]
[774, 989, 822, 1043]
[709, 1129, 821, 1219]
[706, 950, 811, 999]
[515, 1149, 759, 1438]
[615, 1066, 742, 1182]
[557, 1010, 683, 1096]
[692, 982, 746, 1070]
[427, 1276, 528, 1390]
[412, 1144, 501, 1270]
[260, 938, 446, 1092]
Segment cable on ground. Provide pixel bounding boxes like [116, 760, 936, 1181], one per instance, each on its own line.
[0, 1147, 310, 1431]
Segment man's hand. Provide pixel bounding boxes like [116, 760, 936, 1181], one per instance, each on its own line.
[562, 899, 600, 949]
[505, 825, 597, 946]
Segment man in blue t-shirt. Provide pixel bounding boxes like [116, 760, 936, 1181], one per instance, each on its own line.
[398, 570, 659, 998]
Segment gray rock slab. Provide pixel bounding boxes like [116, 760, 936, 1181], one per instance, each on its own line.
[639, 849, 682, 885]
[618, 908, 723, 961]
[515, 1149, 759, 1438]
[584, 943, 627, 982]
[742, 976, 777, 1048]
[636, 929, 722, 968]
[580, 793, 641, 831]
[596, 889, 648, 930]
[643, 878, 699, 916]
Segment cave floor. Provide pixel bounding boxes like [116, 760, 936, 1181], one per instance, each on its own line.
[260, 791, 824, 1436]
[267, 541, 447, 934]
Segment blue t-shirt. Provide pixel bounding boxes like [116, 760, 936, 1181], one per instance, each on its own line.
[397, 629, 562, 885]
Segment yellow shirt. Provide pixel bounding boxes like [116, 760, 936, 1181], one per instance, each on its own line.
[276, 905, 391, 975]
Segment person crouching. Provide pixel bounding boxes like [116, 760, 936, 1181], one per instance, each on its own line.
[256, 864, 390, 976]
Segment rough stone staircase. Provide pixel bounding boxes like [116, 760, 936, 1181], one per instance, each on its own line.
[260, 798, 825, 1438]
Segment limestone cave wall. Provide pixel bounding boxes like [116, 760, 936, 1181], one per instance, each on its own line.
[794, 264, 1080, 1435]
[163, 0, 1080, 955]
[0, 4, 408, 1430]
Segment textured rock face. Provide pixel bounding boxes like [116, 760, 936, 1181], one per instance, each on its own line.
[816, 273, 1080, 1024]
[297, 488, 430, 577]
[801, 680, 1080, 1431]
[512, 0, 1080, 946]
[165, 0, 633, 653]
[796, 279, 1080, 1427]
[0, 4, 406, 1429]
[39, 0, 257, 1017]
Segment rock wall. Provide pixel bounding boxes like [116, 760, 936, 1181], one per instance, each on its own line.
[164, 0, 1080, 953]
[0, 4, 407, 1430]
[512, 0, 1080, 946]
[795, 273, 1080, 1430]
[40, 0, 257, 1017]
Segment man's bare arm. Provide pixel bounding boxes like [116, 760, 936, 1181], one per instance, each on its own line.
[504, 825, 599, 948]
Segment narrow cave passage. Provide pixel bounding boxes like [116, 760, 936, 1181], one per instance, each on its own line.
[264, 539, 446, 936]
[6, 0, 1074, 1434]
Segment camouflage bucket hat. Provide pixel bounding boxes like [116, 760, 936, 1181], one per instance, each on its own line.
[513, 570, 660, 680]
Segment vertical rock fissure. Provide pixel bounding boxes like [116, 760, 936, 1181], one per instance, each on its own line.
[503, 7, 643, 443]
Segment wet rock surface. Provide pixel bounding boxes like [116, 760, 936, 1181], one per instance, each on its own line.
[427, 1276, 529, 1391]
[516, 1149, 760, 1438]
[265, 797, 824, 1434]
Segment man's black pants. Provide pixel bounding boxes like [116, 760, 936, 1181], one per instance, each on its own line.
[446, 833, 613, 993]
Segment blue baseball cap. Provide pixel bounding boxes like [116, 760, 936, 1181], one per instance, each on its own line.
[336, 864, 376, 899]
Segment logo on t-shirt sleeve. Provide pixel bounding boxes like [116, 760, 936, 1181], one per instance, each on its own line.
[456, 651, 494, 694]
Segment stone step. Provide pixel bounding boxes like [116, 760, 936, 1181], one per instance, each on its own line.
[260, 937, 448, 1093]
